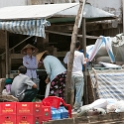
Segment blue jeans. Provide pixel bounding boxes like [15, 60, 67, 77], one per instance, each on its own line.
[72, 75, 84, 109]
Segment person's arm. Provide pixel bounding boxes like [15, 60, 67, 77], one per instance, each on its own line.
[45, 76, 50, 84]
[25, 78, 37, 89]
[32, 83, 37, 89]
[23, 56, 38, 70]
[43, 60, 51, 76]
[63, 52, 69, 64]
[81, 53, 88, 66]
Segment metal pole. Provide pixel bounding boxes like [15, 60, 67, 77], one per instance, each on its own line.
[5, 31, 9, 78]
[82, 17, 88, 104]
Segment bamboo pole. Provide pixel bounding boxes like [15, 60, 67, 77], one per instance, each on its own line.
[65, 0, 84, 105]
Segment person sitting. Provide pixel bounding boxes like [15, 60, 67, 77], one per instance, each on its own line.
[11, 66, 38, 102]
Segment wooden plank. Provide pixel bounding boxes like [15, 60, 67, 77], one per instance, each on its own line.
[11, 54, 23, 59]
[10, 51, 67, 59]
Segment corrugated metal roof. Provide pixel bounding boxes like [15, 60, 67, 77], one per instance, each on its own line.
[0, 3, 79, 20]
[55, 3, 115, 19]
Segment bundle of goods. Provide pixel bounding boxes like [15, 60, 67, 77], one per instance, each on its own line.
[77, 98, 124, 117]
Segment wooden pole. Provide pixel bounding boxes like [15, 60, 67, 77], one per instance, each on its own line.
[82, 18, 88, 104]
[5, 31, 10, 78]
[0, 36, 32, 56]
[122, 0, 124, 33]
[65, 0, 83, 105]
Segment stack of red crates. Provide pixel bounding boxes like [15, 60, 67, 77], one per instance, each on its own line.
[17, 102, 35, 124]
[17, 102, 51, 124]
[1, 102, 17, 124]
[0, 102, 52, 124]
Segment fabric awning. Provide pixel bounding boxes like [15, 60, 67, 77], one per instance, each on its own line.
[0, 19, 50, 38]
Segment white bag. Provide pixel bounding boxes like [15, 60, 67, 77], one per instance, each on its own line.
[45, 82, 51, 98]
[106, 98, 117, 105]
[89, 99, 108, 109]
[106, 104, 117, 113]
[115, 101, 124, 113]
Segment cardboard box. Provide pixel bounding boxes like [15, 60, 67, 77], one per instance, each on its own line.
[17, 102, 33, 115]
[1, 115, 16, 124]
[1, 102, 16, 115]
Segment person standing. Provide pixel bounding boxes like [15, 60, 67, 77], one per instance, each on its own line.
[36, 51, 66, 99]
[64, 41, 87, 112]
[21, 44, 39, 89]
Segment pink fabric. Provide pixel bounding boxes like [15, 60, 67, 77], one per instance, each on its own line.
[5, 84, 11, 93]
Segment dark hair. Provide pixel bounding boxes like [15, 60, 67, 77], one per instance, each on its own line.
[18, 66, 27, 74]
[75, 41, 81, 48]
[42, 53, 49, 60]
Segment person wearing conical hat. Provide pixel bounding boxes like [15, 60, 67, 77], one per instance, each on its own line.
[21, 44, 39, 90]
[36, 51, 66, 99]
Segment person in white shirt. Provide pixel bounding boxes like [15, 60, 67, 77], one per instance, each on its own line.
[63, 41, 87, 111]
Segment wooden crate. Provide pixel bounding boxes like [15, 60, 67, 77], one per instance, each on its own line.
[43, 113, 124, 124]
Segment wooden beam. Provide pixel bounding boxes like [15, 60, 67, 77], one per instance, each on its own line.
[0, 36, 32, 56]
[46, 30, 112, 39]
[10, 51, 67, 59]
[11, 54, 23, 59]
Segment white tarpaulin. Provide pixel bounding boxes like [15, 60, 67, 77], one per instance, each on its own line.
[88, 37, 115, 63]
[55, 3, 115, 18]
[0, 3, 79, 20]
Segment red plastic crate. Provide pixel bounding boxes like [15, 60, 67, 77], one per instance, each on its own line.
[33, 102, 42, 115]
[17, 102, 33, 115]
[17, 115, 34, 124]
[41, 105, 51, 121]
[1, 102, 17, 115]
[1, 115, 16, 124]
[34, 116, 42, 123]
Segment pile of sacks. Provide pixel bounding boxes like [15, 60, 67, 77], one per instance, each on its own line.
[77, 98, 124, 117]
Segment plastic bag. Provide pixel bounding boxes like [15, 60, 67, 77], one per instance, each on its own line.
[88, 107, 106, 116]
[77, 105, 91, 116]
[115, 101, 124, 113]
[106, 104, 117, 113]
[89, 99, 108, 109]
[106, 98, 117, 105]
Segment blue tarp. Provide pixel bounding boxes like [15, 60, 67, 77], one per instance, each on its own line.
[0, 19, 50, 37]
